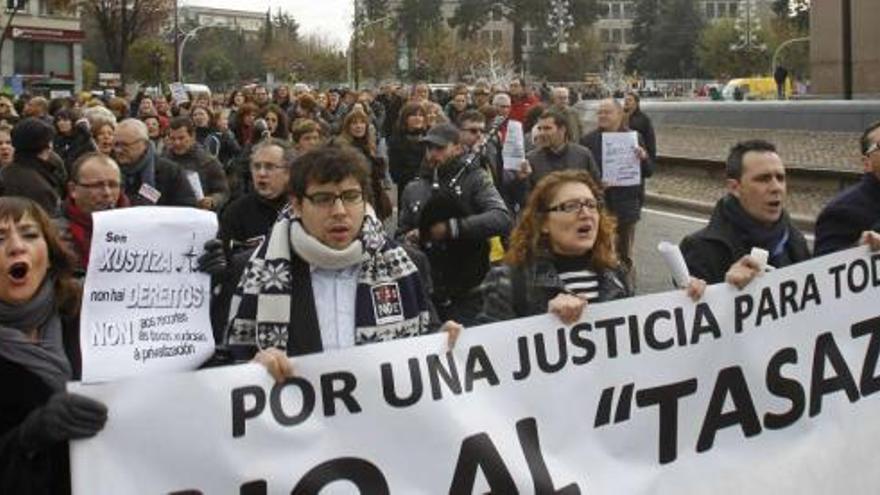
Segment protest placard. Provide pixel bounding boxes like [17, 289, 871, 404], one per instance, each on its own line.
[502, 120, 526, 170]
[170, 82, 189, 103]
[70, 247, 880, 493]
[602, 131, 641, 187]
[79, 207, 217, 383]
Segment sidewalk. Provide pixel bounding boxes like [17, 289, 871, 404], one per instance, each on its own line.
[655, 124, 864, 171]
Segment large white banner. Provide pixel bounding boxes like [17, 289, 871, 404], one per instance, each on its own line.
[70, 247, 880, 494]
[79, 207, 217, 383]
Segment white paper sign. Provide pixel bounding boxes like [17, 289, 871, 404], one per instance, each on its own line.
[602, 131, 641, 186]
[79, 207, 217, 383]
[70, 248, 880, 494]
[185, 170, 205, 201]
[502, 120, 526, 170]
[169, 82, 189, 103]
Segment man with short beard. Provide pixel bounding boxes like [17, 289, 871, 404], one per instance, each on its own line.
[518, 109, 599, 190]
[165, 116, 229, 211]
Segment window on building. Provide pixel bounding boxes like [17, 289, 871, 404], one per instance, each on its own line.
[600, 29, 610, 43]
[717, 2, 727, 17]
[611, 2, 621, 19]
[6, 0, 28, 12]
[705, 2, 715, 19]
[624, 1, 635, 19]
[14, 41, 44, 75]
[728, 2, 738, 17]
[491, 7, 502, 21]
[624, 28, 634, 44]
[45, 43, 72, 76]
[612, 29, 622, 44]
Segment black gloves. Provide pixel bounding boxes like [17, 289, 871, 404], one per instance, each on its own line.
[197, 238, 227, 276]
[18, 393, 108, 451]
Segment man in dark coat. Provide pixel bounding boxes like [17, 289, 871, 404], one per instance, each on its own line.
[0, 118, 66, 216]
[814, 121, 880, 256]
[113, 118, 197, 207]
[680, 140, 810, 284]
[165, 116, 229, 212]
[398, 123, 512, 325]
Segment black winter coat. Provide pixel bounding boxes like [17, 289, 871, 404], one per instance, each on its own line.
[814, 173, 880, 256]
[478, 257, 630, 323]
[0, 317, 81, 495]
[680, 197, 811, 284]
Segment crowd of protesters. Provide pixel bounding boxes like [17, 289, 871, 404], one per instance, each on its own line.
[0, 78, 878, 494]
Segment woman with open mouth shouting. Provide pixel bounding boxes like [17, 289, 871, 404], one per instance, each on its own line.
[479, 170, 705, 325]
[0, 197, 107, 494]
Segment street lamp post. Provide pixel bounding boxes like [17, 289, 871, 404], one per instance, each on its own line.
[349, 14, 392, 89]
[177, 25, 209, 84]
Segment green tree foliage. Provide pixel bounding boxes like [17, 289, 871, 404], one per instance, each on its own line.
[363, 0, 390, 20]
[530, 27, 602, 81]
[697, 19, 766, 79]
[356, 24, 397, 83]
[625, 0, 659, 74]
[184, 27, 264, 84]
[396, 0, 444, 48]
[127, 38, 173, 85]
[635, 0, 704, 77]
[449, 0, 602, 70]
[197, 51, 237, 90]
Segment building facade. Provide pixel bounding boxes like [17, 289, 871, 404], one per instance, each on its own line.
[383, 0, 773, 77]
[0, 0, 84, 94]
[178, 5, 265, 38]
[810, 0, 879, 97]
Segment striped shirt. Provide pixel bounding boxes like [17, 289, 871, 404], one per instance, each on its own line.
[553, 255, 601, 302]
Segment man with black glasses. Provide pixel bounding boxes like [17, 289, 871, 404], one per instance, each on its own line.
[219, 139, 293, 251]
[224, 146, 461, 381]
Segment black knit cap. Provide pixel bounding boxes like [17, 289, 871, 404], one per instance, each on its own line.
[11, 117, 55, 155]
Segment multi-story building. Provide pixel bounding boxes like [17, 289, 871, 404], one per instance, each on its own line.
[178, 5, 265, 38]
[0, 0, 84, 94]
[377, 0, 774, 78]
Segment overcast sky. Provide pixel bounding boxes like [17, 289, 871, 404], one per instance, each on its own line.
[182, 0, 354, 48]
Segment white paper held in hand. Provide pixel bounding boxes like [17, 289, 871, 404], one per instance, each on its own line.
[657, 241, 691, 287]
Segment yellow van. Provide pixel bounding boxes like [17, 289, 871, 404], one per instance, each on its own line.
[721, 77, 792, 100]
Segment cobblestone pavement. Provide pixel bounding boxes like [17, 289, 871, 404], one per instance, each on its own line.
[646, 166, 838, 220]
[573, 120, 864, 219]
[578, 114, 865, 171]
[655, 125, 864, 171]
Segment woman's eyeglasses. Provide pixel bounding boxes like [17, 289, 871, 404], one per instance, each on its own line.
[544, 198, 602, 214]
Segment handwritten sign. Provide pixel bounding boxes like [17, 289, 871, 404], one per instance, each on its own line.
[602, 131, 641, 187]
[79, 207, 217, 383]
[502, 120, 526, 170]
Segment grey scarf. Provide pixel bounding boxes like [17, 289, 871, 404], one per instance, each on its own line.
[0, 278, 71, 392]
